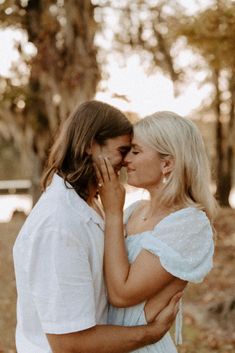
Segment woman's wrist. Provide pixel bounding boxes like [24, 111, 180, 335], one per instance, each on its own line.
[105, 214, 124, 237]
[105, 216, 123, 231]
[105, 210, 123, 219]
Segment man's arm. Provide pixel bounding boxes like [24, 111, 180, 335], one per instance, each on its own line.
[46, 291, 182, 353]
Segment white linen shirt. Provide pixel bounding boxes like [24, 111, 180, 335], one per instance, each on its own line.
[13, 174, 108, 353]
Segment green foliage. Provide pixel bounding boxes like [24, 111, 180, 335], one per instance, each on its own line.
[97, 0, 186, 86]
[0, 0, 100, 199]
[173, 0, 235, 206]
[176, 0, 235, 71]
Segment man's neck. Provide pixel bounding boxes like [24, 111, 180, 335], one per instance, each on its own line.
[87, 185, 99, 205]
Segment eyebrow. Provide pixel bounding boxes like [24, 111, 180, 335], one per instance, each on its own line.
[131, 143, 142, 149]
[118, 145, 131, 151]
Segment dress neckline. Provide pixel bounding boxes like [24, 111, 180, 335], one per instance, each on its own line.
[125, 204, 196, 238]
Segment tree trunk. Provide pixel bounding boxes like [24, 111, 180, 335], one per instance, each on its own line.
[19, 0, 100, 204]
[215, 71, 234, 206]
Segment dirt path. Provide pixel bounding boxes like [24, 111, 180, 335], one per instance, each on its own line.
[178, 208, 235, 353]
[0, 217, 23, 353]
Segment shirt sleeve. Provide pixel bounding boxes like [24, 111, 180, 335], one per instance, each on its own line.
[26, 223, 96, 334]
[140, 208, 214, 283]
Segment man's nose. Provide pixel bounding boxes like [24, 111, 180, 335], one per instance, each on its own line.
[122, 155, 130, 166]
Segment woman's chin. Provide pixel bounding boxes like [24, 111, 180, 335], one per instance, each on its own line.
[127, 179, 141, 188]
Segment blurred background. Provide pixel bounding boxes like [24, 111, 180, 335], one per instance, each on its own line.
[0, 1, 235, 352]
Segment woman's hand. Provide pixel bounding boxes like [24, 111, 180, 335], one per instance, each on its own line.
[95, 156, 125, 215]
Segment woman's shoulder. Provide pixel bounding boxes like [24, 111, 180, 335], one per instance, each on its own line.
[124, 199, 149, 223]
[163, 206, 209, 224]
[155, 206, 212, 239]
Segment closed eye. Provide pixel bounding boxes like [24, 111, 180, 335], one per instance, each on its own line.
[130, 144, 142, 155]
[119, 146, 131, 157]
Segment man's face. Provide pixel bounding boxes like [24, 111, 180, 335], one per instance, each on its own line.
[90, 134, 131, 173]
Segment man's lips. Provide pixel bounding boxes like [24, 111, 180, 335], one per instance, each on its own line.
[114, 165, 123, 174]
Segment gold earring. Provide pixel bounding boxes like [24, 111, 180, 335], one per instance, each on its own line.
[162, 175, 167, 184]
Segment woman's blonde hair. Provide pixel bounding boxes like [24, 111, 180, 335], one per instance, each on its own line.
[134, 111, 218, 222]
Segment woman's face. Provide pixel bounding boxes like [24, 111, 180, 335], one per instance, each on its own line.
[124, 134, 164, 189]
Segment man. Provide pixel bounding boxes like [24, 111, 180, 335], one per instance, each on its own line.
[13, 101, 181, 353]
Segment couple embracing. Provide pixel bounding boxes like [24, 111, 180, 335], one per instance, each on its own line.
[13, 100, 217, 353]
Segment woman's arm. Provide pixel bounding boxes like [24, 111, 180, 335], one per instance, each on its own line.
[105, 213, 185, 307]
[96, 157, 186, 308]
[144, 279, 187, 323]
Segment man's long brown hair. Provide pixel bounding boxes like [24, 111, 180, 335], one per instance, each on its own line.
[41, 100, 132, 200]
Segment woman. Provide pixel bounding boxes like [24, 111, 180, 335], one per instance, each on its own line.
[96, 111, 217, 353]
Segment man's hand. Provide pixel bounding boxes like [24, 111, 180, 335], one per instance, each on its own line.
[47, 292, 182, 353]
[146, 291, 182, 344]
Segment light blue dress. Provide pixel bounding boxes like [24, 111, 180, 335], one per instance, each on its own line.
[108, 203, 214, 352]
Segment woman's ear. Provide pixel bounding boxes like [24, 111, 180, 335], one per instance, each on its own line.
[161, 156, 175, 175]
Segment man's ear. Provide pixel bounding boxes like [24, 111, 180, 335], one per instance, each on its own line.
[86, 145, 92, 155]
[161, 156, 175, 174]
[86, 140, 101, 156]
[86, 140, 96, 155]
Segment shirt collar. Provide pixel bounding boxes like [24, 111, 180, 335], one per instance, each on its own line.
[50, 174, 104, 230]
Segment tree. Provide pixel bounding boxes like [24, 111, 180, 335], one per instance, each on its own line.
[174, 0, 235, 206]
[109, 0, 235, 206]
[97, 0, 185, 96]
[0, 0, 99, 201]
[1, 0, 234, 207]
[1, 0, 185, 201]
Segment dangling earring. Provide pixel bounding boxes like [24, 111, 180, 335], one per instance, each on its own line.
[162, 175, 167, 184]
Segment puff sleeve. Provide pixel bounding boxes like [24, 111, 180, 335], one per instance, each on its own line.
[140, 207, 214, 283]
